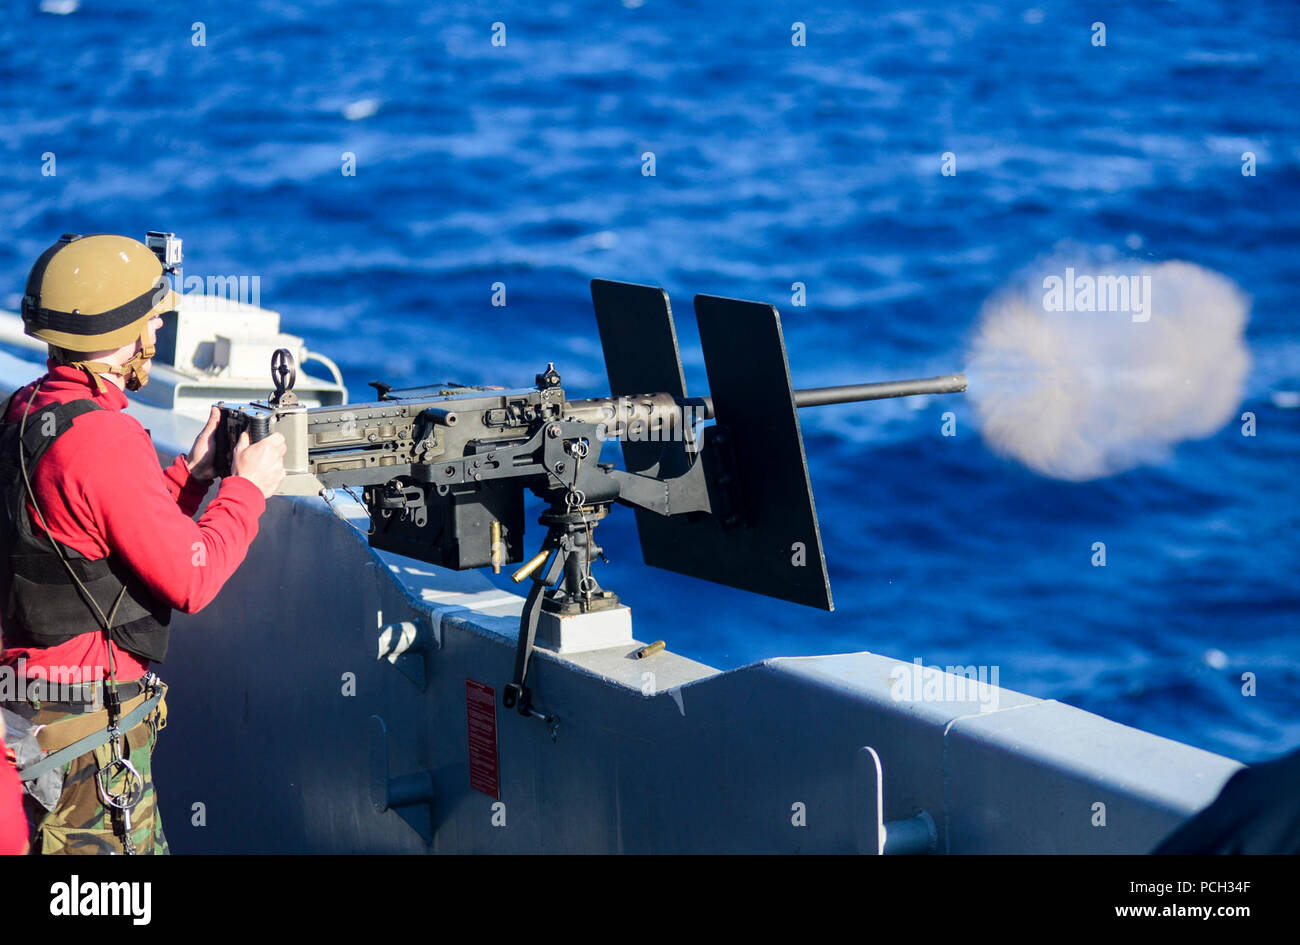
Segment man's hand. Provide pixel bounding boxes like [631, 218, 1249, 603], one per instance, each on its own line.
[232, 431, 287, 499]
[185, 406, 223, 481]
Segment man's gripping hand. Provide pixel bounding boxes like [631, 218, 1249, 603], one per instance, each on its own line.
[185, 405, 224, 481]
[232, 430, 287, 499]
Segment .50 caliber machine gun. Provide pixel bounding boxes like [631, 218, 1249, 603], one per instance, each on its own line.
[214, 280, 965, 716]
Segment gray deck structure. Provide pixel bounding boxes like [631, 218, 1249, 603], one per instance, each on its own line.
[0, 334, 1241, 854]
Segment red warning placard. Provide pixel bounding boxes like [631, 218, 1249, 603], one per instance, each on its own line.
[466, 678, 500, 799]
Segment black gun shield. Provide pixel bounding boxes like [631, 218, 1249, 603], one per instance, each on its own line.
[592, 276, 717, 595]
[626, 290, 833, 611]
[590, 277, 698, 472]
[590, 279, 687, 405]
[591, 278, 704, 584]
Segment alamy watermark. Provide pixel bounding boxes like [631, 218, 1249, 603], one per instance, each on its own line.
[0, 659, 106, 705]
[1042, 267, 1152, 323]
[152, 268, 262, 310]
[593, 396, 707, 453]
[50, 875, 151, 925]
[889, 658, 1001, 712]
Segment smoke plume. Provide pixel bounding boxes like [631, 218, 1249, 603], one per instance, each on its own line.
[966, 259, 1250, 481]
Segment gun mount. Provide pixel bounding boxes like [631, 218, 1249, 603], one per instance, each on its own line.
[213, 279, 966, 715]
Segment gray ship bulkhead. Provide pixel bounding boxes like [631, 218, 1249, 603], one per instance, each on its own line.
[0, 339, 1241, 854]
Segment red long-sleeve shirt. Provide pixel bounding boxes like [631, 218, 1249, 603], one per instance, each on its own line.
[0, 363, 267, 682]
[0, 736, 26, 854]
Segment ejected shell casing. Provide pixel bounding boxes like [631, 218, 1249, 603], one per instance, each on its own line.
[512, 549, 551, 584]
[490, 521, 503, 574]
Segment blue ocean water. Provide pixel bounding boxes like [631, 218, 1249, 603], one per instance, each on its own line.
[1, 0, 1297, 762]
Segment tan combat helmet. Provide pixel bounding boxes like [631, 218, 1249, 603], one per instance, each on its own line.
[20, 233, 180, 392]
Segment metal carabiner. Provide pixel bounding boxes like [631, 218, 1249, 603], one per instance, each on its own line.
[96, 755, 145, 856]
[96, 755, 144, 811]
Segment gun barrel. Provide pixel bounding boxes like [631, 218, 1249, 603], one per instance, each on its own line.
[685, 374, 966, 419]
[792, 373, 967, 408]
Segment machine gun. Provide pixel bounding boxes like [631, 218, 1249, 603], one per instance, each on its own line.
[213, 280, 966, 716]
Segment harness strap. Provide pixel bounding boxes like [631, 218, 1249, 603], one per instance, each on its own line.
[18, 681, 165, 782]
[16, 398, 102, 467]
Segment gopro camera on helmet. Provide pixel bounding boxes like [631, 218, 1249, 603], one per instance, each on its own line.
[145, 231, 183, 270]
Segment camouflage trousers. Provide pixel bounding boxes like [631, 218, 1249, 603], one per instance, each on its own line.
[21, 689, 169, 855]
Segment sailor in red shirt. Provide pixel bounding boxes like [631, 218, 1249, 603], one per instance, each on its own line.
[0, 233, 286, 854]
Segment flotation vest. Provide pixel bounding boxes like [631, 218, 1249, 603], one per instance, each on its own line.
[0, 394, 171, 663]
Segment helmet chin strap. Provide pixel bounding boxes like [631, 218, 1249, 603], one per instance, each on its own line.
[56, 323, 154, 393]
[117, 322, 155, 392]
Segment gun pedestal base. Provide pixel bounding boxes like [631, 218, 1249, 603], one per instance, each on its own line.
[535, 605, 634, 655]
